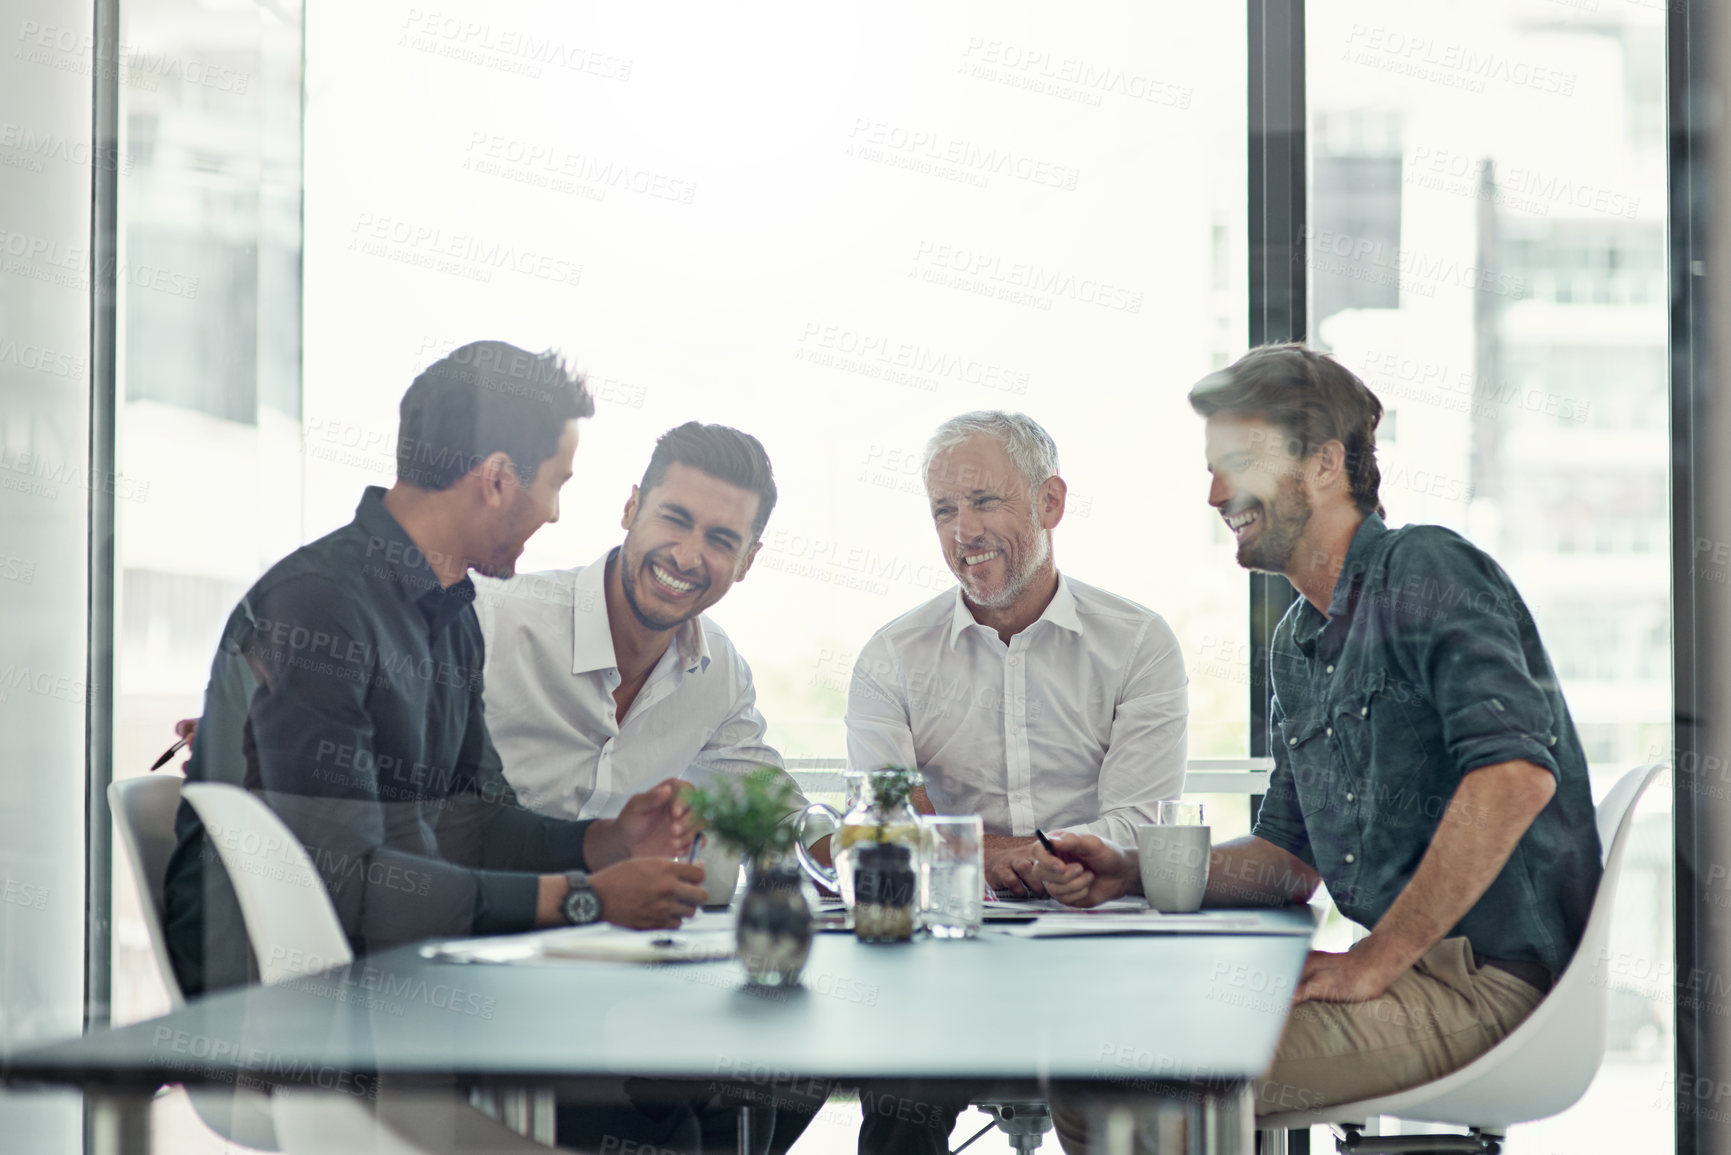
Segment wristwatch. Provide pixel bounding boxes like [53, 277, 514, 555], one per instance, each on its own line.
[559, 870, 603, 926]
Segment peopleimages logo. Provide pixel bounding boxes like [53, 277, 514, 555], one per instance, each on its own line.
[345, 213, 583, 288]
[956, 39, 1194, 110]
[910, 241, 1143, 314]
[1298, 226, 1526, 298]
[798, 323, 1032, 395]
[0, 122, 131, 173]
[0, 228, 200, 299]
[462, 131, 697, 205]
[1341, 24, 1577, 97]
[397, 9, 633, 82]
[845, 118, 1081, 191]
[16, 20, 251, 93]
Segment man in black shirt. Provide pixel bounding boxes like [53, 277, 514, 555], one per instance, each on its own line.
[164, 341, 741, 1151]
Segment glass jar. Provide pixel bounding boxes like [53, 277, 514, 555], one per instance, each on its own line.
[736, 853, 812, 987]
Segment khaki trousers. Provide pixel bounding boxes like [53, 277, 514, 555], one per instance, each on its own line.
[1053, 938, 1546, 1153]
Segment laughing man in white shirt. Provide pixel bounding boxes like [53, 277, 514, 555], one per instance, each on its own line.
[476, 422, 824, 853]
[478, 420, 825, 1155]
[845, 411, 1188, 901]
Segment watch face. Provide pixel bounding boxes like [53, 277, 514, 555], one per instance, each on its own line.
[564, 886, 603, 925]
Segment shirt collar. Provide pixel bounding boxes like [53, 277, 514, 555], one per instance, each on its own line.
[946, 572, 1082, 647]
[571, 547, 712, 676]
[352, 485, 475, 629]
[1327, 513, 1388, 620]
[1293, 513, 1387, 654]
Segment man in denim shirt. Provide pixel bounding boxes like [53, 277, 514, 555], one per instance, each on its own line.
[1038, 344, 1600, 1126]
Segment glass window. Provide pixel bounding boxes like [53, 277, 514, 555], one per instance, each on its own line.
[109, 14, 306, 1155]
[1308, 0, 1671, 1146]
[302, 3, 1250, 760]
[0, 7, 97, 1150]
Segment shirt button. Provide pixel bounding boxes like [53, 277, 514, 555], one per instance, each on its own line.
[1345, 792, 1354, 802]
[1360, 707, 1368, 717]
[1288, 737, 1298, 746]
[1326, 727, 1333, 737]
[1325, 665, 1335, 674]
[1343, 853, 1356, 864]
[1008, 657, 1020, 667]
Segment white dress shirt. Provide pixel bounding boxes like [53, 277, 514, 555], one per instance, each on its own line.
[475, 550, 795, 822]
[845, 574, 1187, 846]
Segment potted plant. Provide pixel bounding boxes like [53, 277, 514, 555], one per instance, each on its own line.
[687, 767, 812, 987]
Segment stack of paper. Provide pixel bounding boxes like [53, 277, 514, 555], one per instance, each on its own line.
[990, 911, 1282, 938]
[421, 923, 736, 965]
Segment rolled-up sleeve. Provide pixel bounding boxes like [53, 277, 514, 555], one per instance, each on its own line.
[1251, 695, 1315, 868]
[1059, 617, 1188, 846]
[1386, 533, 1563, 782]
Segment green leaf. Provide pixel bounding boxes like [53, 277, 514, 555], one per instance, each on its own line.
[685, 766, 801, 858]
[870, 765, 919, 812]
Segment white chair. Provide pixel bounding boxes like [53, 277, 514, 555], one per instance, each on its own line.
[108, 775, 281, 1150]
[181, 782, 555, 1155]
[1258, 761, 1669, 1154]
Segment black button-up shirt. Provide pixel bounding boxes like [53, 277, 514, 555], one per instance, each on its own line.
[1252, 514, 1601, 977]
[164, 487, 592, 994]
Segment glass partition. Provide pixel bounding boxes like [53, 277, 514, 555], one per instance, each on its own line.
[1307, 0, 1672, 1145]
[49, 2, 1687, 1152]
[106, 1, 304, 1148]
[0, 0, 99, 1147]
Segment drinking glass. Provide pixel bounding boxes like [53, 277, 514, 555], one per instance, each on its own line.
[919, 815, 984, 939]
[1157, 801, 1205, 826]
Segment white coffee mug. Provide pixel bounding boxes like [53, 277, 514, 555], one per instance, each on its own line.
[691, 834, 743, 909]
[1135, 824, 1210, 913]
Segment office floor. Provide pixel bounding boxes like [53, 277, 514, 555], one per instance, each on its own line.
[782, 1056, 1674, 1153]
[0, 1056, 1669, 1155]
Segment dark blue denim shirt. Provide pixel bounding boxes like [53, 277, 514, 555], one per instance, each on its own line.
[1252, 514, 1602, 977]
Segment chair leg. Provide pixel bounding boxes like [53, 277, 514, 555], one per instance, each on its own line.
[1257, 1128, 1311, 1155]
[976, 1101, 1054, 1151]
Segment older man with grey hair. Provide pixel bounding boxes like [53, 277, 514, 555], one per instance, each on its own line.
[847, 410, 1188, 892]
[845, 410, 1188, 1153]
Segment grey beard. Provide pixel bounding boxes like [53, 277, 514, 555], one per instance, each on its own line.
[965, 531, 1052, 610]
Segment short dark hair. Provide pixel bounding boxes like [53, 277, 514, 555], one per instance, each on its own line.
[1188, 343, 1386, 517]
[637, 423, 778, 541]
[397, 341, 594, 491]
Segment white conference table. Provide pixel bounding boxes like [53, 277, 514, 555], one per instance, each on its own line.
[3, 907, 1317, 1154]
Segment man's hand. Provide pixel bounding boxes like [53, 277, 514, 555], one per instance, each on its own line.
[1293, 943, 1405, 1004]
[1030, 832, 1137, 907]
[590, 858, 708, 930]
[585, 778, 699, 867]
[985, 840, 1049, 898]
[163, 717, 198, 772]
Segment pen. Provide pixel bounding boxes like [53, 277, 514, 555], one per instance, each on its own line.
[685, 831, 706, 864]
[1034, 828, 1057, 856]
[149, 735, 189, 772]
